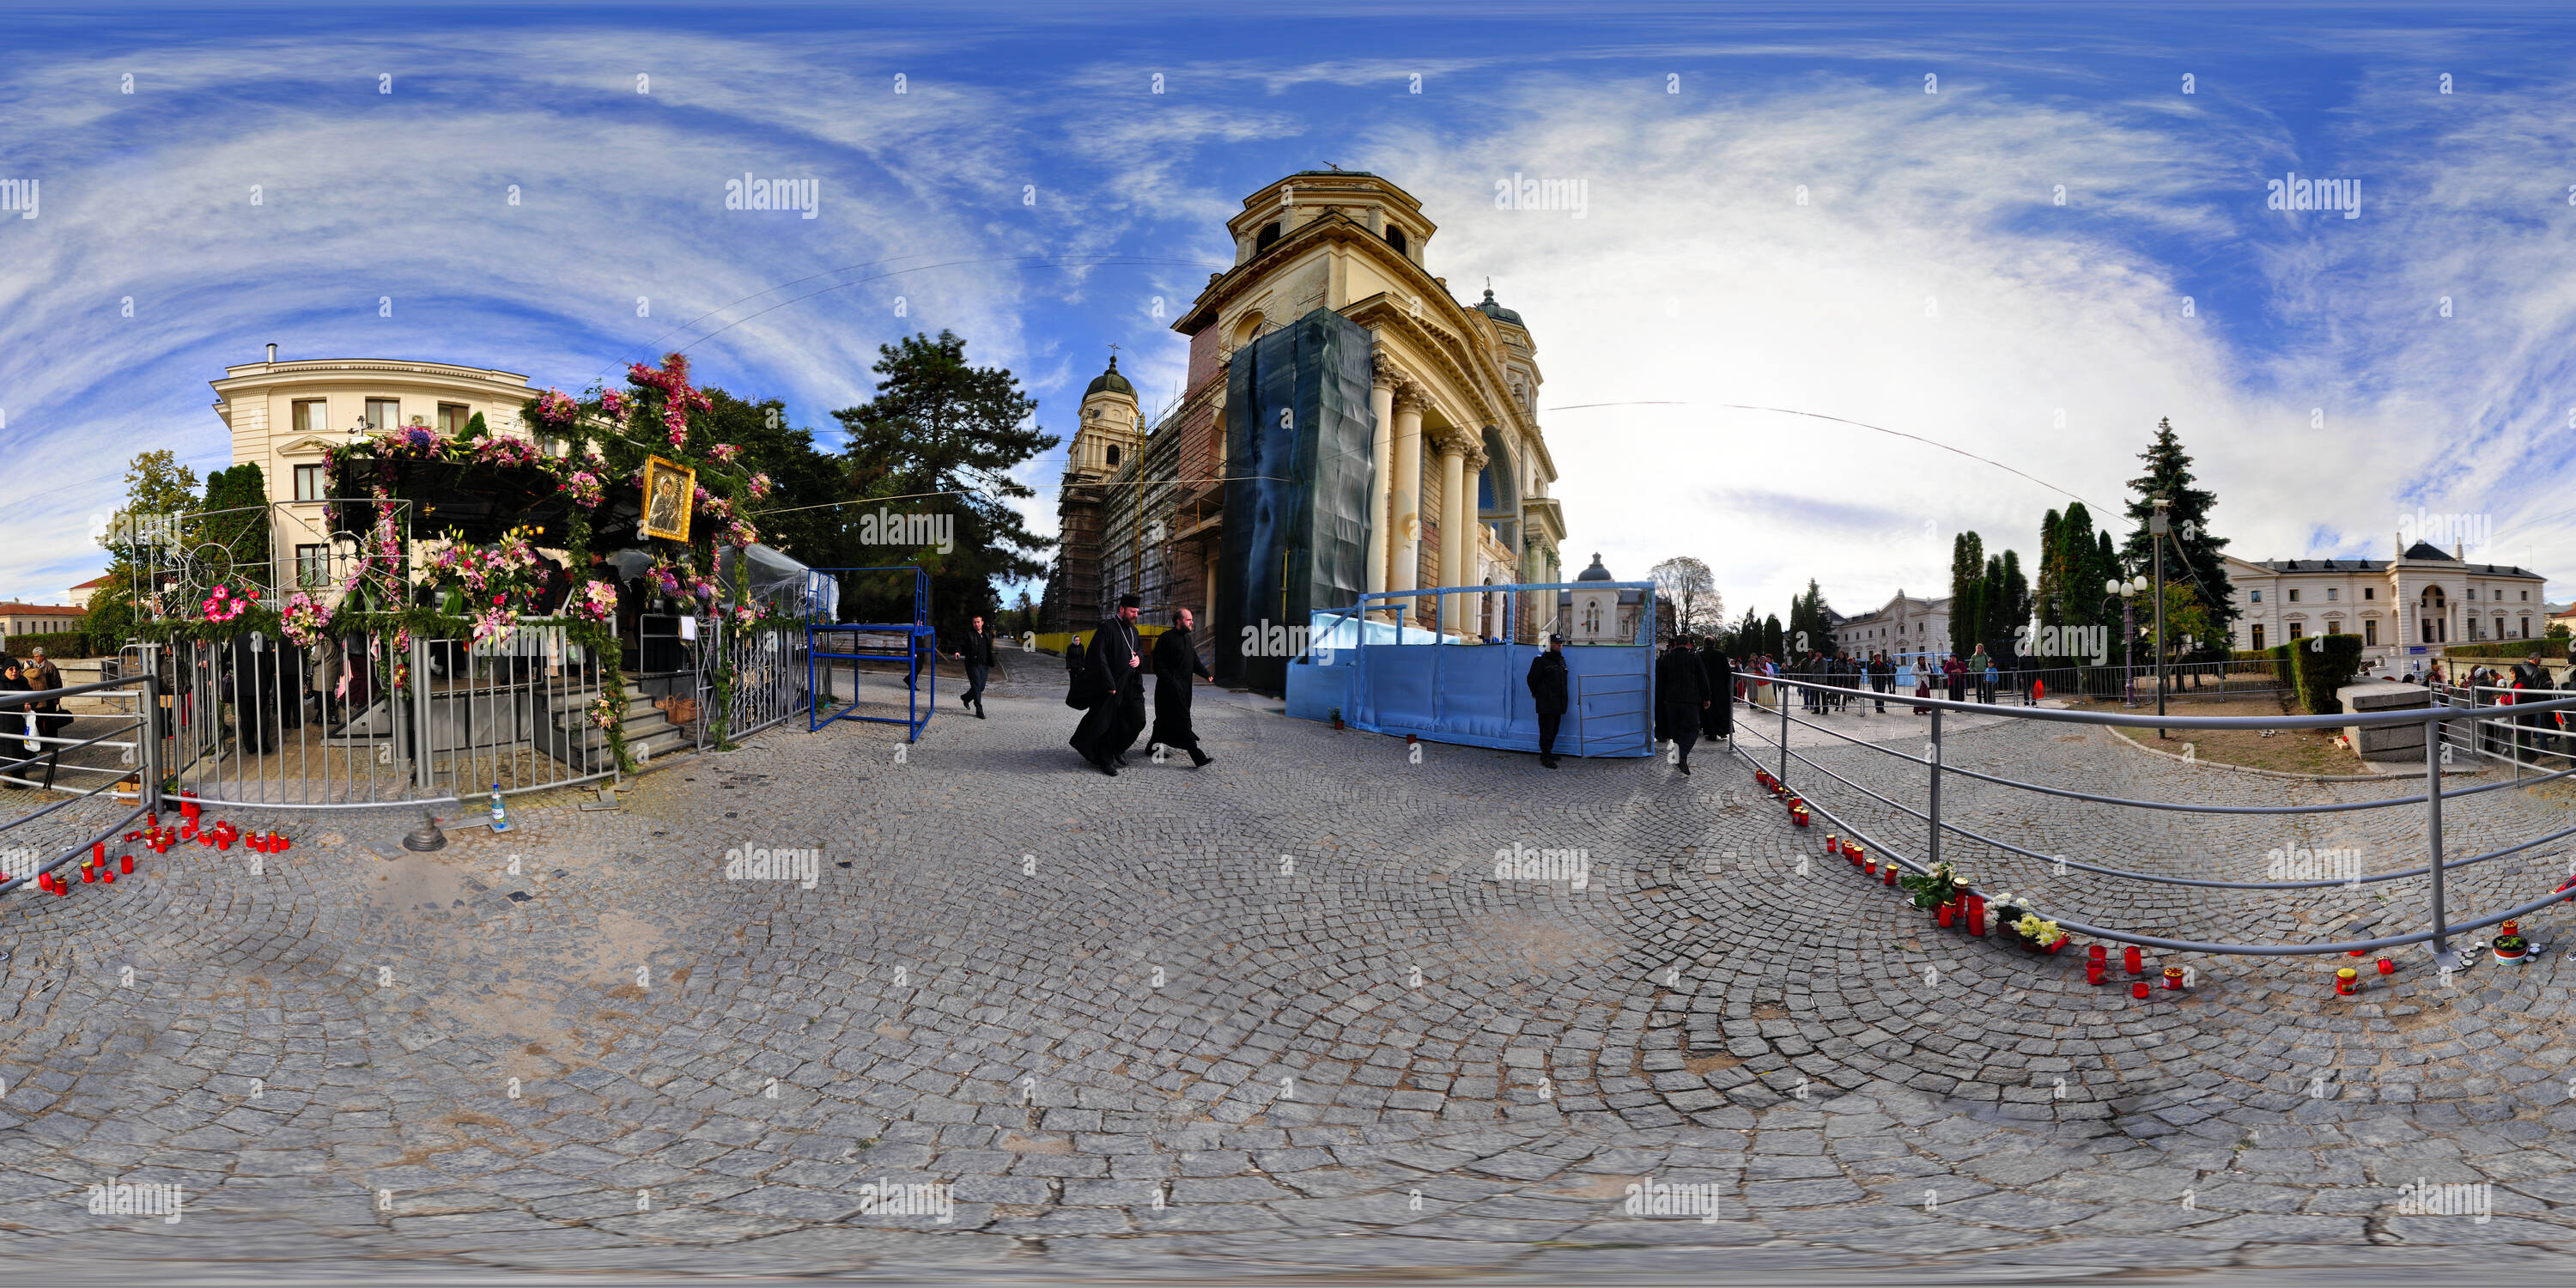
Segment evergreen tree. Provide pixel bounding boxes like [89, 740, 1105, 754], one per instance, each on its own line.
[1948, 531, 1984, 657]
[2120, 417, 2236, 656]
[197, 464, 271, 587]
[1761, 614, 1783, 660]
[831, 330, 1061, 623]
[1998, 549, 2029, 660]
[2035, 510, 2063, 633]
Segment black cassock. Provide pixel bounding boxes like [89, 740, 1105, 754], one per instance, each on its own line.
[1146, 626, 1212, 753]
[1069, 616, 1146, 762]
[1654, 648, 1705, 750]
[1698, 648, 1734, 738]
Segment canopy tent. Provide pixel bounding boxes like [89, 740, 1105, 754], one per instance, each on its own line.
[719, 543, 834, 619]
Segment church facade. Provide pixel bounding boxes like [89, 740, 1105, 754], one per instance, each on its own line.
[1047, 170, 1568, 665]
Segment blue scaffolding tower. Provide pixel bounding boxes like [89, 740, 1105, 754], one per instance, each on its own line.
[805, 566, 934, 741]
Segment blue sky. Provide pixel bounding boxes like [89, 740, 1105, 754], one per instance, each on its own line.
[4, 2, 2574, 624]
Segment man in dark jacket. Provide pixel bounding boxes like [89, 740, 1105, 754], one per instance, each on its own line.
[1657, 635, 1708, 774]
[1145, 608, 1213, 767]
[1069, 594, 1146, 775]
[1698, 641, 1734, 742]
[948, 613, 996, 719]
[1528, 633, 1570, 768]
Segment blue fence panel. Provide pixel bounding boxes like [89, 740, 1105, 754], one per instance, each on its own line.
[1289, 581, 1656, 757]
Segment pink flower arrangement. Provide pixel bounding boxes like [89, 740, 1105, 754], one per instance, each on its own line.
[201, 583, 259, 623]
[532, 388, 580, 429]
[559, 469, 605, 508]
[599, 391, 628, 419]
[472, 434, 542, 467]
[469, 604, 517, 648]
[627, 353, 712, 450]
[572, 579, 619, 623]
[280, 591, 332, 648]
[747, 471, 774, 500]
[708, 443, 742, 464]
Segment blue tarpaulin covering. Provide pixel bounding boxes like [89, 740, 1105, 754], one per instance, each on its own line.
[1284, 584, 1657, 757]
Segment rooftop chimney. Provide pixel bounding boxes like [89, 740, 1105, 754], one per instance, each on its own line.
[266, 343, 277, 364]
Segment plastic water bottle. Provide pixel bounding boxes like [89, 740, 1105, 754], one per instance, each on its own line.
[489, 783, 510, 833]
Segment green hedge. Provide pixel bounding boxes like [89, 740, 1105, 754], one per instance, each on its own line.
[2266, 634, 2365, 714]
[4, 631, 90, 659]
[2441, 639, 2561, 659]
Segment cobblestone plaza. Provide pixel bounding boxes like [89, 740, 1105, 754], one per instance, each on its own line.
[8, 653, 2576, 1282]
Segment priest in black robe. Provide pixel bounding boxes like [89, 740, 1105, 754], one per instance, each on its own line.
[1145, 607, 1213, 767]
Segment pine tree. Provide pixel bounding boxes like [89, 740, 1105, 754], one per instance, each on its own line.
[832, 330, 1061, 623]
[2035, 510, 2063, 633]
[1948, 532, 1984, 657]
[1998, 549, 2029, 660]
[2120, 418, 2236, 656]
[1762, 614, 1783, 660]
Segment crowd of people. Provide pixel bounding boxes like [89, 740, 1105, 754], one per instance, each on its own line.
[2, 647, 67, 787]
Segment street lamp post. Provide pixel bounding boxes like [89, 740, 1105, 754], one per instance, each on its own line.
[2107, 574, 2149, 708]
[2152, 497, 2171, 738]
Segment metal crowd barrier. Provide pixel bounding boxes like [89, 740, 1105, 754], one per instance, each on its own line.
[0, 674, 159, 897]
[1725, 673, 2576, 967]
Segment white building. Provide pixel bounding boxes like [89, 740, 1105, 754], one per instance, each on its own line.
[1832, 591, 1952, 662]
[2226, 540, 2550, 663]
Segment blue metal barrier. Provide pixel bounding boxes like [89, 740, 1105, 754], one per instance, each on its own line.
[1285, 580, 1657, 757]
[805, 567, 934, 742]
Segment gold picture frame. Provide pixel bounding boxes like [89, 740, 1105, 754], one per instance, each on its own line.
[641, 456, 696, 542]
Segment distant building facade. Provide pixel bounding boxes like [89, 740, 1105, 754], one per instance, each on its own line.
[1831, 591, 1953, 661]
[2225, 539, 2550, 662]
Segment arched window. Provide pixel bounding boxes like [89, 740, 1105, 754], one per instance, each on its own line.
[1255, 222, 1281, 254]
[1385, 224, 1407, 255]
[1105, 446, 1121, 467]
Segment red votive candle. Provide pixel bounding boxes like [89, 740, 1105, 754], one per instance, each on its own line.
[1967, 896, 1986, 936]
[2131, 981, 2149, 999]
[2123, 946, 2143, 975]
[1938, 902, 1956, 928]
[119, 854, 133, 874]
[1863, 858, 1877, 876]
[2163, 966, 2184, 990]
[1883, 866, 1897, 886]
[2376, 957, 2395, 975]
[82, 865, 96, 884]
[2087, 962, 2105, 985]
[2088, 944, 2106, 961]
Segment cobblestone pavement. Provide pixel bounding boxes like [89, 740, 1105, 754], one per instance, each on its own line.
[9, 653, 2576, 1282]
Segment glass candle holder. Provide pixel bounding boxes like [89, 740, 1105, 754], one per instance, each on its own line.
[1938, 902, 1956, 928]
[2088, 944, 2106, 962]
[2375, 957, 2396, 975]
[2162, 966, 2184, 990]
[2130, 981, 2149, 999]
[2335, 967, 2360, 995]
[2087, 962, 2105, 986]
[2123, 946, 2143, 975]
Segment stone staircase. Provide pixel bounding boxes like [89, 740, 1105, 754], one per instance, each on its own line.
[546, 675, 694, 772]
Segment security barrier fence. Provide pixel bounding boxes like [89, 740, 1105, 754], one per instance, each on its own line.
[0, 675, 158, 896]
[1732, 673, 2576, 966]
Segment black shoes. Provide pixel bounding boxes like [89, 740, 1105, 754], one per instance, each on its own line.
[1189, 749, 1211, 768]
[1540, 756, 1558, 769]
[1679, 761, 1692, 775]
[1093, 756, 1117, 776]
[975, 708, 986, 719]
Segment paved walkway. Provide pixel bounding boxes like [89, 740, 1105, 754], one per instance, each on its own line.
[6, 653, 2576, 1280]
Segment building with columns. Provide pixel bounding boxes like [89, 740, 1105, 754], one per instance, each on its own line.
[1051, 168, 1568, 659]
[1832, 591, 1953, 662]
[2224, 540, 2551, 663]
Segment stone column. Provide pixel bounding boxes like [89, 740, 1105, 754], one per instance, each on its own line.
[1367, 349, 1395, 600]
[1433, 428, 1477, 630]
[1389, 387, 1428, 624]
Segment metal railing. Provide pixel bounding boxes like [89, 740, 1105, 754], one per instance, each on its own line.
[1726, 673, 2576, 966]
[0, 674, 159, 896]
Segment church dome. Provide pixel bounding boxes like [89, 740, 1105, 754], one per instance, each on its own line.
[1084, 355, 1134, 399]
[1475, 287, 1526, 330]
[1576, 553, 1613, 581]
